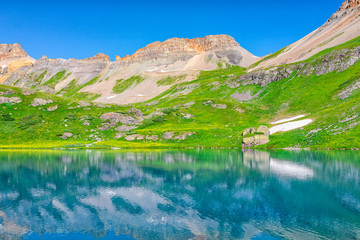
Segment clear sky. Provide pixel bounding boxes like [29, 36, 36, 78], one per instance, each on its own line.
[0, 0, 343, 60]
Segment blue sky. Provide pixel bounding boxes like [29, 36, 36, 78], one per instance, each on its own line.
[0, 0, 343, 60]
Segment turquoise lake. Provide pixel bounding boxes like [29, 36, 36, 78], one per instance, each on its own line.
[0, 149, 359, 239]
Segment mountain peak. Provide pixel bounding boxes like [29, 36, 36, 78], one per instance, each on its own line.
[0, 43, 29, 61]
[338, 0, 360, 11]
[115, 34, 242, 62]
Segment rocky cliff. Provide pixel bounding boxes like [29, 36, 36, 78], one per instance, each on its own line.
[0, 43, 29, 61]
[115, 35, 256, 66]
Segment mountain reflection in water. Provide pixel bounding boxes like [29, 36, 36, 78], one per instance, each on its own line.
[0, 149, 359, 239]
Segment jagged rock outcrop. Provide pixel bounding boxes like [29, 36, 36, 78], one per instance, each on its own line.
[115, 35, 258, 67]
[242, 126, 270, 147]
[0, 43, 29, 61]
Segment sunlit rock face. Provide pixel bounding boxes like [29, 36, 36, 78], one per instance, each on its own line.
[115, 35, 249, 65]
[0, 43, 29, 61]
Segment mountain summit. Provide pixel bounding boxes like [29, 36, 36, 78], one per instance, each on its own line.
[116, 35, 258, 67]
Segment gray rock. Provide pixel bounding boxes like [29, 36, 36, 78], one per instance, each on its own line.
[146, 135, 159, 141]
[78, 101, 91, 107]
[183, 113, 195, 119]
[0, 96, 22, 104]
[83, 120, 90, 126]
[128, 108, 143, 119]
[99, 124, 110, 131]
[60, 132, 73, 139]
[163, 132, 175, 140]
[125, 134, 144, 141]
[100, 112, 139, 126]
[256, 125, 270, 136]
[31, 98, 53, 107]
[174, 132, 195, 140]
[242, 135, 269, 147]
[203, 100, 214, 106]
[114, 133, 124, 139]
[47, 105, 58, 111]
[116, 125, 137, 132]
[22, 89, 35, 96]
[243, 127, 256, 136]
[211, 104, 227, 109]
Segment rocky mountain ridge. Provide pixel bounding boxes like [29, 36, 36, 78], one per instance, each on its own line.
[0, 34, 260, 104]
[115, 35, 253, 65]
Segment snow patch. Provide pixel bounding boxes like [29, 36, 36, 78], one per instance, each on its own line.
[271, 115, 306, 124]
[147, 67, 158, 72]
[269, 119, 313, 135]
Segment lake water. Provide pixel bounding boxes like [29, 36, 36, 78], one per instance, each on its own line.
[0, 149, 359, 239]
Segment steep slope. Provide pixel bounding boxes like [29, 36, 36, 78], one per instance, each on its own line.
[252, 0, 360, 69]
[1, 35, 259, 104]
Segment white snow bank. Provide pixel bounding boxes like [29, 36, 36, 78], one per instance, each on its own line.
[107, 95, 116, 99]
[147, 68, 158, 72]
[269, 119, 313, 135]
[270, 115, 306, 124]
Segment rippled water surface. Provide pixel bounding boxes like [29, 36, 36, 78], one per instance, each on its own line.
[0, 149, 359, 239]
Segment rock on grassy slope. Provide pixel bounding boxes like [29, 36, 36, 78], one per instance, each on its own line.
[1, 35, 259, 104]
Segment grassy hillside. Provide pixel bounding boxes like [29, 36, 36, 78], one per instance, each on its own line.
[0, 37, 359, 149]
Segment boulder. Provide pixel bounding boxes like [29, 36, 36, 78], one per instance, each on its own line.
[203, 100, 214, 106]
[257, 125, 270, 136]
[99, 124, 110, 131]
[146, 135, 159, 141]
[128, 108, 143, 119]
[211, 104, 227, 109]
[163, 132, 175, 140]
[83, 120, 90, 126]
[114, 133, 124, 139]
[31, 98, 53, 107]
[183, 113, 195, 119]
[0, 96, 22, 104]
[100, 112, 140, 126]
[242, 127, 256, 136]
[125, 134, 144, 141]
[78, 101, 91, 107]
[22, 89, 35, 96]
[47, 105, 58, 111]
[116, 125, 137, 132]
[174, 132, 195, 140]
[60, 132, 73, 139]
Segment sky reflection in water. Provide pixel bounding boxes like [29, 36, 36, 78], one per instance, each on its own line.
[0, 149, 359, 239]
